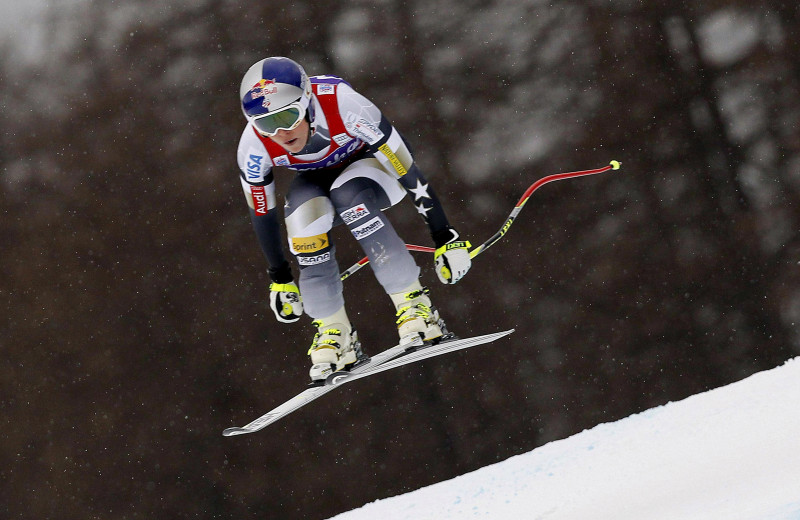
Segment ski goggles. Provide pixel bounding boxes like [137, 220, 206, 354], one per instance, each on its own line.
[251, 102, 306, 137]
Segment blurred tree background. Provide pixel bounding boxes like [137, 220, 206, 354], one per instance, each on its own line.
[2, 0, 799, 518]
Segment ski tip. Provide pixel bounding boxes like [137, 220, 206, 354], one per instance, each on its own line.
[222, 427, 249, 437]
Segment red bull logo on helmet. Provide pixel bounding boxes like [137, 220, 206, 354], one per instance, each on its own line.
[251, 78, 278, 108]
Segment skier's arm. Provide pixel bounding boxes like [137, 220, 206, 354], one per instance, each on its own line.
[365, 117, 458, 247]
[240, 172, 304, 321]
[237, 130, 294, 281]
[338, 85, 455, 246]
[250, 207, 293, 283]
[237, 128, 304, 320]
[369, 118, 472, 283]
[238, 169, 288, 274]
[339, 85, 471, 283]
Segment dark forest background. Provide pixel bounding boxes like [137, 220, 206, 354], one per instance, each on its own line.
[2, 1, 799, 518]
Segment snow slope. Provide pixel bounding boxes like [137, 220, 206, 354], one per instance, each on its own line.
[330, 357, 800, 520]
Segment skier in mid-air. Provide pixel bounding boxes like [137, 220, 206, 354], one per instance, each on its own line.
[237, 57, 471, 383]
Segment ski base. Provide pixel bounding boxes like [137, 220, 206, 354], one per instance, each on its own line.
[222, 329, 514, 436]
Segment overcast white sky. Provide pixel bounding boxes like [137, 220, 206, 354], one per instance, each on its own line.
[0, 0, 49, 60]
[0, 1, 88, 63]
[0, 1, 44, 30]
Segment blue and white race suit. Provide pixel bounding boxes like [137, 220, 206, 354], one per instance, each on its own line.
[237, 76, 455, 318]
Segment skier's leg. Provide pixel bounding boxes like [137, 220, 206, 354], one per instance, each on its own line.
[285, 173, 362, 380]
[284, 173, 343, 318]
[329, 158, 419, 293]
[330, 159, 444, 345]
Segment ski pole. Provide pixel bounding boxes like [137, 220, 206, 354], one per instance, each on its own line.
[339, 244, 435, 281]
[339, 160, 621, 281]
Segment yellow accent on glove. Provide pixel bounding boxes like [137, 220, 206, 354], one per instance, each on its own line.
[269, 283, 300, 294]
[433, 240, 472, 259]
[269, 282, 303, 323]
[434, 240, 472, 284]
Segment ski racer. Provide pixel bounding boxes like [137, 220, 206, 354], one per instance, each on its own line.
[236, 57, 471, 383]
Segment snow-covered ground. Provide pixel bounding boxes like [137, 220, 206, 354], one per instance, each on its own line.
[330, 357, 800, 520]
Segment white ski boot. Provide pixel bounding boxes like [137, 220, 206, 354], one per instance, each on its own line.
[389, 281, 447, 348]
[307, 307, 364, 383]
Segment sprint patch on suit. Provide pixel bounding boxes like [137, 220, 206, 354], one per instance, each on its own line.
[350, 216, 384, 240]
[291, 233, 329, 254]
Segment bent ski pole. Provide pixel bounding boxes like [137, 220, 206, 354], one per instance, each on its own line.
[467, 160, 621, 259]
[340, 161, 621, 281]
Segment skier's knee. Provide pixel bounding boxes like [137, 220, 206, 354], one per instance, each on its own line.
[330, 178, 389, 214]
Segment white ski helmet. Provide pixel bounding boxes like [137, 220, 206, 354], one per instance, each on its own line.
[240, 57, 315, 136]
